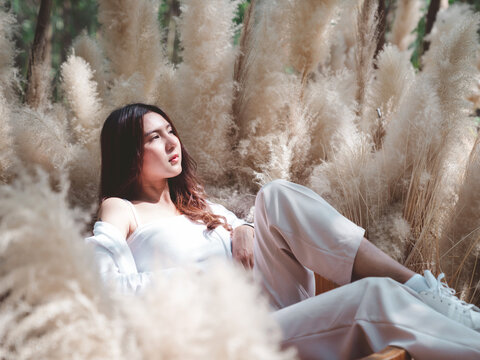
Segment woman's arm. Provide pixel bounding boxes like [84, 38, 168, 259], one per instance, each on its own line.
[86, 198, 160, 295]
[85, 220, 155, 295]
[231, 225, 255, 269]
[206, 200, 256, 269]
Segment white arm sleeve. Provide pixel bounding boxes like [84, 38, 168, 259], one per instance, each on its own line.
[85, 221, 155, 295]
[206, 200, 254, 230]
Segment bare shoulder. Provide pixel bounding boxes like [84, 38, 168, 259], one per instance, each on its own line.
[98, 197, 132, 238]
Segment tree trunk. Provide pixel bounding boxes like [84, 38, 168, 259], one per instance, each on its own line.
[374, 0, 386, 59]
[165, 0, 181, 64]
[25, 0, 53, 110]
[423, 0, 441, 53]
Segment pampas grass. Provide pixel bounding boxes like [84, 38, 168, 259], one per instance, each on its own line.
[61, 55, 104, 146]
[72, 34, 109, 98]
[289, 0, 339, 81]
[10, 106, 72, 181]
[0, 4, 19, 103]
[440, 137, 480, 304]
[173, 0, 241, 185]
[122, 261, 296, 360]
[0, 170, 122, 359]
[363, 44, 415, 149]
[97, 0, 173, 105]
[355, 0, 379, 129]
[3, 0, 480, 354]
[387, 0, 423, 54]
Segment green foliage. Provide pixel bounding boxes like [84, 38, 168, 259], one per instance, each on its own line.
[7, 0, 99, 96]
[410, 3, 428, 70]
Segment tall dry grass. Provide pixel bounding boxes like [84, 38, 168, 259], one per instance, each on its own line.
[2, 0, 480, 355]
[387, 0, 423, 54]
[173, 0, 241, 186]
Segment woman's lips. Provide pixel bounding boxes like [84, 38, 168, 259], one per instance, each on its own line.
[169, 155, 179, 164]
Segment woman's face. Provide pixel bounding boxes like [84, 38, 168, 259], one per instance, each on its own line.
[139, 111, 182, 186]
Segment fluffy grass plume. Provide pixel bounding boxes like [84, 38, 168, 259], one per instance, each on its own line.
[0, 96, 14, 183]
[10, 107, 72, 182]
[289, 0, 339, 80]
[363, 44, 415, 149]
[0, 3, 19, 103]
[0, 170, 125, 359]
[355, 0, 380, 130]
[422, 3, 473, 69]
[387, 0, 423, 54]
[61, 55, 104, 146]
[234, 0, 305, 189]
[440, 138, 480, 304]
[173, 0, 241, 185]
[121, 261, 296, 360]
[97, 0, 173, 104]
[72, 34, 109, 98]
[384, 10, 479, 270]
[328, 0, 358, 71]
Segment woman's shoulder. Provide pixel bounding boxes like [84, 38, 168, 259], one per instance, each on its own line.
[97, 197, 133, 237]
[99, 197, 130, 215]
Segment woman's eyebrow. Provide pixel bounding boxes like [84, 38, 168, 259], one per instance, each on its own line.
[144, 124, 172, 137]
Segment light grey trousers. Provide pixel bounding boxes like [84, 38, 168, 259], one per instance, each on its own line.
[253, 179, 480, 360]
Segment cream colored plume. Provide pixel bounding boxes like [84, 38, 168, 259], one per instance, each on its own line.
[328, 0, 358, 71]
[0, 5, 19, 102]
[440, 138, 480, 304]
[234, 0, 306, 190]
[422, 3, 474, 69]
[98, 0, 174, 104]
[0, 96, 14, 182]
[61, 54, 104, 146]
[72, 33, 109, 98]
[121, 261, 296, 360]
[0, 170, 125, 359]
[383, 11, 479, 269]
[387, 0, 423, 54]
[289, 0, 339, 78]
[173, 0, 241, 185]
[363, 44, 415, 149]
[355, 0, 379, 128]
[9, 106, 72, 181]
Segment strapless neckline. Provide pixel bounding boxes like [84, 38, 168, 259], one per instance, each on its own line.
[127, 215, 186, 245]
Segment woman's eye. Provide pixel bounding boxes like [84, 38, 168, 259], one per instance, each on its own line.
[152, 134, 160, 140]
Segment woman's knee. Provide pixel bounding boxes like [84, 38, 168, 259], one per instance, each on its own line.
[258, 179, 290, 200]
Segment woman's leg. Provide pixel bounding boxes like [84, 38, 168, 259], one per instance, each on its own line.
[272, 277, 480, 360]
[253, 179, 414, 309]
[352, 238, 415, 282]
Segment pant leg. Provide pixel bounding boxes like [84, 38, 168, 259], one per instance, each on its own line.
[253, 179, 365, 309]
[272, 277, 480, 360]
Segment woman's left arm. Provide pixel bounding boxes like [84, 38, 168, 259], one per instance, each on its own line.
[206, 200, 256, 269]
[231, 225, 255, 269]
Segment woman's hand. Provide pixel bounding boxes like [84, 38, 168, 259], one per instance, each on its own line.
[231, 225, 255, 269]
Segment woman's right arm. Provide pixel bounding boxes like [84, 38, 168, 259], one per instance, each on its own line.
[85, 198, 154, 295]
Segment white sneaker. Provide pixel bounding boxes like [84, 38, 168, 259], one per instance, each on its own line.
[417, 270, 480, 331]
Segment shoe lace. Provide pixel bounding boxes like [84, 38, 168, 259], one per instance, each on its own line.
[436, 273, 474, 310]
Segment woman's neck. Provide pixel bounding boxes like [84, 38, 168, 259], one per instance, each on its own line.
[136, 179, 173, 205]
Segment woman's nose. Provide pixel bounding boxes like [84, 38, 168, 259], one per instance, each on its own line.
[166, 138, 176, 152]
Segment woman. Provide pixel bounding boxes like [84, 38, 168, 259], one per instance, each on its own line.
[86, 103, 480, 359]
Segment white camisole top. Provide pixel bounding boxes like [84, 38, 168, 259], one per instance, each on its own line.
[84, 199, 253, 294]
[125, 202, 235, 272]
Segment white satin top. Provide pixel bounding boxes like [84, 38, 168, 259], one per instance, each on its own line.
[85, 200, 253, 295]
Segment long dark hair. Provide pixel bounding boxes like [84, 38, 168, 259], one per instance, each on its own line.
[100, 103, 232, 232]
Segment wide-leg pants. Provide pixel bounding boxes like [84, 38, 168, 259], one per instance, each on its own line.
[253, 179, 480, 360]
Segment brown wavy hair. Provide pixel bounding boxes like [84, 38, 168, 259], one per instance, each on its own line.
[100, 103, 232, 233]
